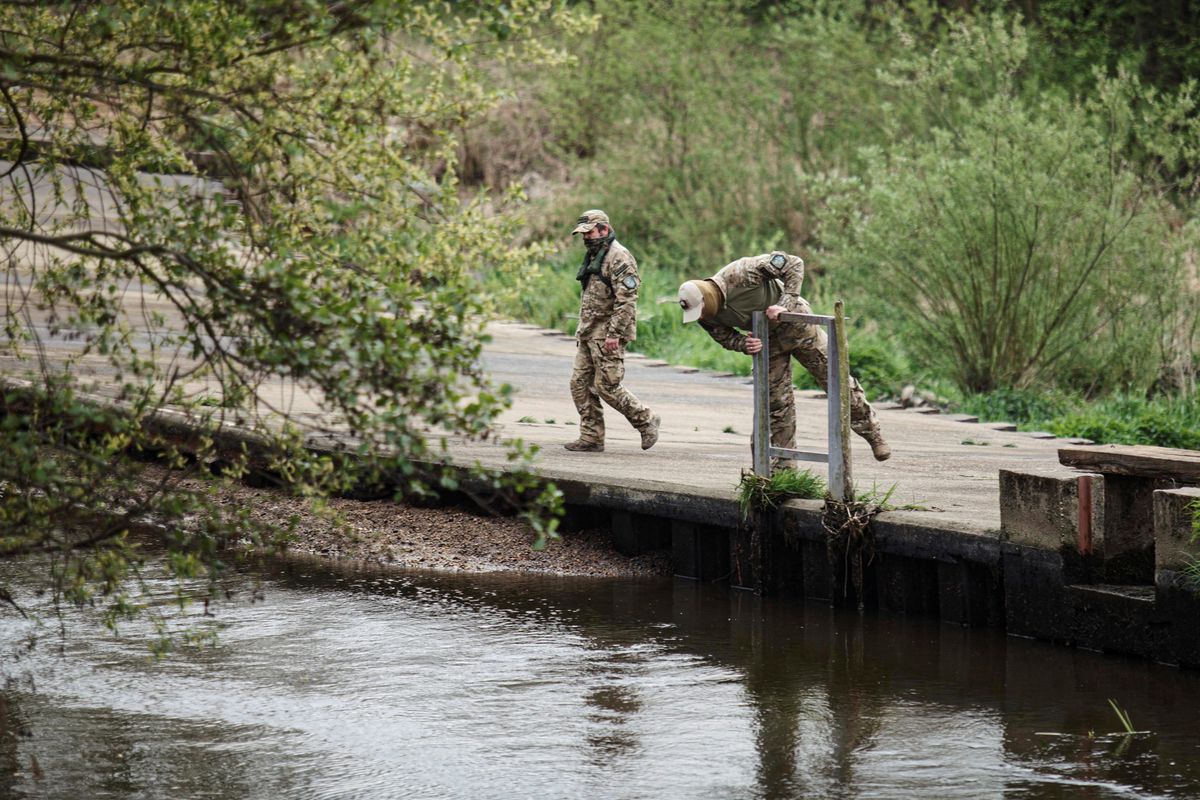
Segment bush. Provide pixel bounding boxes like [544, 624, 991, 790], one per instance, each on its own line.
[956, 388, 1074, 425]
[835, 15, 1191, 396]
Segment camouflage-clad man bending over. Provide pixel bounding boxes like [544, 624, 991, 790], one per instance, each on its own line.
[565, 209, 660, 452]
[678, 252, 891, 465]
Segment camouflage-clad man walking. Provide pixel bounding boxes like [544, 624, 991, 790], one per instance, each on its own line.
[678, 251, 891, 464]
[565, 209, 660, 452]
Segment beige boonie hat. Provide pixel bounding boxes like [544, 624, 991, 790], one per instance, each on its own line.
[571, 209, 610, 234]
[678, 280, 704, 324]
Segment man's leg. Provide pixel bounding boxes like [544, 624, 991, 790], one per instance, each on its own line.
[766, 344, 798, 470]
[777, 315, 891, 461]
[590, 341, 659, 449]
[567, 341, 605, 450]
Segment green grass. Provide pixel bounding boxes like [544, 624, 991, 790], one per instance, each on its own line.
[737, 468, 826, 518]
[953, 389, 1200, 449]
[853, 482, 929, 511]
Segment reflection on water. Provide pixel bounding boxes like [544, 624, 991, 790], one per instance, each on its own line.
[1, 555, 1199, 799]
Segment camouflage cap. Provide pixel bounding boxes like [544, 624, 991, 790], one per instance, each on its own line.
[571, 209, 610, 234]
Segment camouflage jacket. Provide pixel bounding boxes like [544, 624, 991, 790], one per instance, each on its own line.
[699, 251, 805, 352]
[576, 240, 639, 341]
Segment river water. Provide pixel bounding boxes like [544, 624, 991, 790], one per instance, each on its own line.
[1, 555, 1198, 799]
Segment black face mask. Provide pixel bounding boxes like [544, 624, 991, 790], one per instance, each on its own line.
[577, 229, 616, 289]
[584, 231, 609, 254]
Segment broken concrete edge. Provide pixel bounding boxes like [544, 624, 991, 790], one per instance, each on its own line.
[1154, 486, 1200, 573]
[999, 466, 1104, 554]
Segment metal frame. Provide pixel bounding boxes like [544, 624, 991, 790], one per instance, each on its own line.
[751, 301, 853, 502]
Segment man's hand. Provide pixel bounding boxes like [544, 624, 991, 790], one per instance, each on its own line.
[744, 335, 763, 354]
[764, 304, 787, 321]
[604, 336, 621, 353]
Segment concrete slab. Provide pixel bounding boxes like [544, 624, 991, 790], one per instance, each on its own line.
[454, 321, 1069, 531]
[999, 467, 1103, 552]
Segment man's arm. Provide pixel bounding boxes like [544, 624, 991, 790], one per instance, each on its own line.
[699, 320, 749, 352]
[765, 251, 805, 300]
[605, 253, 639, 343]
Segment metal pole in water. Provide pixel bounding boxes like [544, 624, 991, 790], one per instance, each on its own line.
[752, 310, 770, 478]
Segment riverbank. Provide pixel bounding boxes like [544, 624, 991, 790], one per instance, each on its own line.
[149, 466, 673, 579]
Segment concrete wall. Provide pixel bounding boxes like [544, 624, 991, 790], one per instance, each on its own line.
[565, 467, 1200, 669]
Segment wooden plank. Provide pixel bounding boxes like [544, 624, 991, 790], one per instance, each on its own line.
[1058, 444, 1200, 482]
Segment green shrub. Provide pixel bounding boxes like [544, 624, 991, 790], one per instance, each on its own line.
[834, 14, 1190, 396]
[956, 388, 1074, 425]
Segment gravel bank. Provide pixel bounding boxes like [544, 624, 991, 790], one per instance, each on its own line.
[204, 477, 673, 578]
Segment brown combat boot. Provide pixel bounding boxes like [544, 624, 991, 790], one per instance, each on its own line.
[640, 414, 661, 450]
[564, 439, 604, 452]
[865, 429, 892, 462]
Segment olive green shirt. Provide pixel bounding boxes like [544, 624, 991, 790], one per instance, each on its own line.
[699, 251, 805, 352]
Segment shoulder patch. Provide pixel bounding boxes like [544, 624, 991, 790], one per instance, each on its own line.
[770, 253, 786, 269]
[622, 275, 638, 290]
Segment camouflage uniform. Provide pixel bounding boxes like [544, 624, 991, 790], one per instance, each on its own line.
[696, 252, 883, 460]
[569, 229, 654, 446]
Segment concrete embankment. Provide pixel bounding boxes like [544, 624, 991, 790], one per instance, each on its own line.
[532, 454, 1200, 668]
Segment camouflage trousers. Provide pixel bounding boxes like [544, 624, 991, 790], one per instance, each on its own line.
[569, 340, 653, 444]
[767, 300, 880, 458]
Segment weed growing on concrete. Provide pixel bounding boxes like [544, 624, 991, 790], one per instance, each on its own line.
[543, 418, 556, 424]
[856, 482, 897, 508]
[773, 468, 827, 500]
[722, 425, 738, 434]
[736, 468, 826, 519]
[856, 482, 928, 511]
[517, 416, 537, 423]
